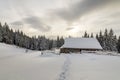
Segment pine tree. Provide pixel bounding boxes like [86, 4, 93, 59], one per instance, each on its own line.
[0, 22, 3, 42]
[98, 30, 104, 48]
[52, 40, 57, 48]
[59, 36, 64, 47]
[37, 36, 42, 50]
[56, 36, 60, 48]
[90, 33, 94, 38]
[30, 37, 35, 50]
[40, 36, 48, 50]
[83, 31, 88, 38]
[2, 23, 10, 43]
[48, 39, 53, 50]
[108, 29, 117, 51]
[113, 35, 117, 51]
[87, 34, 89, 38]
[117, 36, 120, 53]
[96, 34, 99, 40]
[24, 35, 30, 49]
[9, 29, 14, 44]
[103, 29, 109, 50]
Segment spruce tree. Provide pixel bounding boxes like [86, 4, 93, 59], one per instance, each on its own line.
[0, 22, 3, 42]
[117, 36, 120, 53]
[96, 34, 99, 40]
[52, 40, 57, 48]
[59, 37, 64, 47]
[56, 36, 60, 48]
[103, 29, 109, 50]
[83, 31, 88, 38]
[98, 30, 104, 48]
[108, 29, 117, 51]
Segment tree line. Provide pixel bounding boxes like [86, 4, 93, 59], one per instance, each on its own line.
[83, 29, 120, 53]
[1, 22, 120, 53]
[0, 22, 64, 50]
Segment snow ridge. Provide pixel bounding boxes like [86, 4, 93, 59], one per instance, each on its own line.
[57, 55, 71, 80]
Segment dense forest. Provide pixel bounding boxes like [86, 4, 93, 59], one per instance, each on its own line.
[82, 29, 120, 53]
[0, 22, 64, 50]
[0, 22, 120, 53]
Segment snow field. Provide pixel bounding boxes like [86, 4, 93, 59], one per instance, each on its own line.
[69, 53, 120, 80]
[0, 43, 65, 80]
[0, 43, 120, 80]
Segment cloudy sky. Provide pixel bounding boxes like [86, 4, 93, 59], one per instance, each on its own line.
[0, 0, 120, 38]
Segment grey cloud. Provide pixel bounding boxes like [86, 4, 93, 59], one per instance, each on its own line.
[11, 16, 51, 32]
[23, 16, 51, 32]
[54, 0, 115, 22]
[10, 21, 24, 30]
[66, 27, 74, 31]
[109, 12, 120, 18]
[11, 21, 23, 26]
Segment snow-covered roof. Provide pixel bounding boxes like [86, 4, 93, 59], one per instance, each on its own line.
[61, 38, 102, 50]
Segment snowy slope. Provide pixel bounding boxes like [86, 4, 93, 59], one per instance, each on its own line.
[0, 43, 26, 59]
[0, 43, 65, 80]
[0, 43, 120, 80]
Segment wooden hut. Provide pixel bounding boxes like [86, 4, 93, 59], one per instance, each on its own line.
[60, 38, 102, 53]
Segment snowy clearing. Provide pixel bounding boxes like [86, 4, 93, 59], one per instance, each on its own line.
[0, 43, 120, 80]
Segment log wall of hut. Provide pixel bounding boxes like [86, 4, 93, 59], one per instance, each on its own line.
[60, 48, 100, 53]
